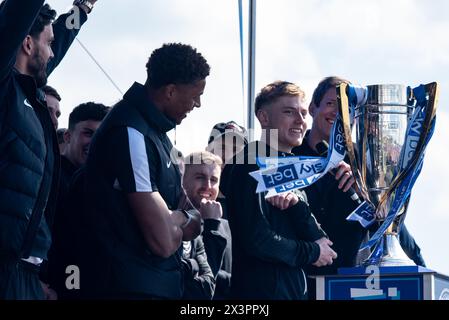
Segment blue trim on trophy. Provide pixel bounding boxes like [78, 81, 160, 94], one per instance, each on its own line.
[338, 266, 435, 275]
[361, 144, 427, 251]
[413, 84, 428, 106]
[256, 155, 321, 169]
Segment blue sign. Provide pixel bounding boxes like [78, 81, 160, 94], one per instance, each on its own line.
[324, 274, 424, 300]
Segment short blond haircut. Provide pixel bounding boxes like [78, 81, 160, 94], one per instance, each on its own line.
[184, 150, 223, 167]
[255, 81, 306, 113]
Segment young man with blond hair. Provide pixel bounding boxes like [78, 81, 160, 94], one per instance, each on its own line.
[181, 151, 231, 299]
[220, 81, 338, 299]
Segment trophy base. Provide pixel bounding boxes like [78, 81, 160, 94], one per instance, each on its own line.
[321, 266, 448, 300]
[362, 233, 415, 267]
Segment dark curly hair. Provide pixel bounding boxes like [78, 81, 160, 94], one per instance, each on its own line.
[68, 102, 110, 130]
[29, 3, 57, 39]
[42, 85, 61, 101]
[311, 76, 350, 108]
[146, 43, 210, 89]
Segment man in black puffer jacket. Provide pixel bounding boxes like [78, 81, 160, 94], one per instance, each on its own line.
[0, 0, 97, 299]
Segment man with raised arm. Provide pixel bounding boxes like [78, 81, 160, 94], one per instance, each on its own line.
[0, 0, 98, 300]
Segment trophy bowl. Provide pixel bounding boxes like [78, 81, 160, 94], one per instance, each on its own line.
[337, 83, 438, 267]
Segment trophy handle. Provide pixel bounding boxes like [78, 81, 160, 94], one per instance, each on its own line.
[336, 83, 370, 202]
[392, 196, 410, 233]
[376, 82, 439, 213]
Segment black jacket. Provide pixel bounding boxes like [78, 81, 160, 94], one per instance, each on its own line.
[46, 156, 79, 298]
[398, 224, 426, 267]
[0, 0, 86, 260]
[205, 214, 232, 300]
[183, 218, 229, 300]
[293, 136, 366, 275]
[80, 82, 184, 299]
[181, 235, 217, 300]
[220, 141, 324, 300]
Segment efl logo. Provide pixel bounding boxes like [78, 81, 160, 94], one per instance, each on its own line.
[357, 203, 376, 221]
[262, 164, 298, 188]
[350, 266, 400, 300]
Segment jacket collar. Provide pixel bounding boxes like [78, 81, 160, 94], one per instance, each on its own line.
[13, 68, 47, 105]
[60, 155, 78, 177]
[254, 139, 295, 157]
[123, 82, 176, 133]
[293, 129, 323, 157]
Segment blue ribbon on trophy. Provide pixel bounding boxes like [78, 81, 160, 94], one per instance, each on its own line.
[337, 82, 439, 266]
[249, 115, 347, 198]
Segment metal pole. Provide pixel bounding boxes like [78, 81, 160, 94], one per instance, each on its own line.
[247, 0, 256, 141]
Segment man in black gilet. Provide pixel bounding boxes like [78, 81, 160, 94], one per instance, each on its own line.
[80, 43, 210, 299]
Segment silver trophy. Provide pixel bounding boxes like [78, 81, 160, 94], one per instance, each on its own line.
[337, 83, 438, 266]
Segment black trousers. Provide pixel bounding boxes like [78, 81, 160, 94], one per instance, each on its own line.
[0, 258, 44, 300]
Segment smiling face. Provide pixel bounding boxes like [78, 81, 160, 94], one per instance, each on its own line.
[63, 120, 101, 168]
[182, 162, 221, 209]
[257, 95, 308, 153]
[309, 87, 338, 143]
[165, 79, 206, 124]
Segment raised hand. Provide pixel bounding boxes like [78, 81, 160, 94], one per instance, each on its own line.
[199, 198, 223, 220]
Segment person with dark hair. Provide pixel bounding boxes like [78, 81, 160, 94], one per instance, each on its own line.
[0, 0, 98, 300]
[79, 43, 210, 299]
[220, 81, 337, 300]
[63, 102, 110, 169]
[47, 102, 109, 299]
[42, 85, 61, 129]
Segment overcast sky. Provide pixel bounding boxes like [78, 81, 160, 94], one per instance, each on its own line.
[48, 0, 449, 276]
